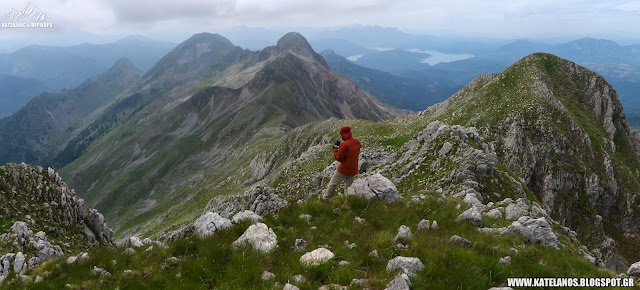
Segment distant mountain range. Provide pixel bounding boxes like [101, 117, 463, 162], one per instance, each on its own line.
[45, 32, 403, 236]
[0, 58, 142, 166]
[0, 36, 175, 116]
[317, 35, 640, 127]
[0, 74, 50, 117]
[321, 49, 454, 110]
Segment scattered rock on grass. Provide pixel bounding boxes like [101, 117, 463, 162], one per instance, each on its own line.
[449, 235, 472, 248]
[385, 273, 411, 290]
[417, 219, 430, 230]
[456, 207, 482, 227]
[232, 223, 278, 253]
[394, 225, 412, 241]
[300, 248, 334, 266]
[386, 256, 424, 276]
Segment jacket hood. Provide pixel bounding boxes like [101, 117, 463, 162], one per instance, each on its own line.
[340, 126, 352, 141]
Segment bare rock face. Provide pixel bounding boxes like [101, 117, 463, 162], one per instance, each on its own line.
[232, 223, 278, 253]
[346, 174, 399, 203]
[86, 209, 114, 244]
[205, 184, 288, 218]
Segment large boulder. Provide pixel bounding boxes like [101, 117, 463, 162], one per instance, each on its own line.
[193, 212, 232, 238]
[300, 248, 334, 266]
[232, 210, 262, 224]
[395, 225, 412, 241]
[346, 174, 399, 203]
[629, 261, 640, 276]
[507, 216, 559, 249]
[232, 223, 278, 253]
[505, 199, 529, 221]
[85, 209, 114, 243]
[0, 253, 15, 281]
[386, 256, 424, 276]
[449, 235, 472, 248]
[456, 207, 482, 227]
[13, 252, 25, 273]
[128, 236, 145, 248]
[385, 273, 411, 290]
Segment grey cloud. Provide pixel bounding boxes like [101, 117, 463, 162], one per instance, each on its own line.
[109, 0, 237, 22]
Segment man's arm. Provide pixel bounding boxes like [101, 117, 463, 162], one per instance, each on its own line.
[334, 142, 348, 162]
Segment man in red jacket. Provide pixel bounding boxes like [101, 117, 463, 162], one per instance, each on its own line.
[322, 126, 361, 200]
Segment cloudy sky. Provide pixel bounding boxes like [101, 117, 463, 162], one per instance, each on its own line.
[1, 0, 639, 49]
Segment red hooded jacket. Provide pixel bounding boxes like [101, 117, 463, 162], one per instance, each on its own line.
[334, 126, 361, 176]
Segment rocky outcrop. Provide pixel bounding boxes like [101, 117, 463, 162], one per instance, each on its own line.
[205, 184, 288, 218]
[423, 54, 640, 270]
[346, 174, 399, 203]
[480, 216, 559, 249]
[0, 164, 113, 246]
[0, 164, 113, 283]
[0, 222, 64, 282]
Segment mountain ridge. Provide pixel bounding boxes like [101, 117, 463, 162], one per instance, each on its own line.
[421, 52, 640, 268]
[0, 58, 142, 166]
[56, 32, 404, 238]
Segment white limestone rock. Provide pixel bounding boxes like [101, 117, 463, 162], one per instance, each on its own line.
[193, 212, 232, 238]
[300, 248, 335, 266]
[386, 256, 424, 276]
[232, 210, 262, 224]
[232, 223, 278, 253]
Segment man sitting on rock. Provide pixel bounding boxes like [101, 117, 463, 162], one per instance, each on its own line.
[322, 126, 361, 201]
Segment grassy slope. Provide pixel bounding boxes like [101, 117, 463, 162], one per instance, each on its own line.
[4, 195, 630, 289]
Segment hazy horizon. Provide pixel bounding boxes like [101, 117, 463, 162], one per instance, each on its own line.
[1, 0, 639, 52]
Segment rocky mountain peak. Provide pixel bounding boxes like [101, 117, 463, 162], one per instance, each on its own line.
[276, 32, 312, 50]
[187, 32, 235, 47]
[521, 52, 630, 142]
[423, 52, 640, 270]
[107, 58, 140, 75]
[275, 32, 328, 67]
